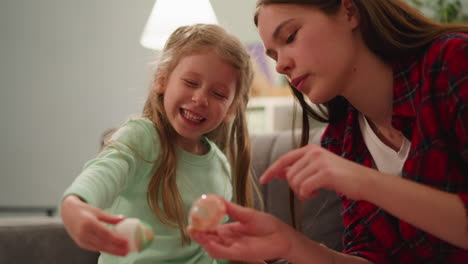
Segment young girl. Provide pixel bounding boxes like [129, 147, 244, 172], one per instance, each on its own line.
[192, 1, 468, 263]
[61, 24, 259, 264]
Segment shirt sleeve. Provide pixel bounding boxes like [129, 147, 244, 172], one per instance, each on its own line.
[458, 195, 468, 217]
[340, 197, 394, 264]
[443, 36, 468, 164]
[62, 118, 158, 208]
[441, 36, 468, 213]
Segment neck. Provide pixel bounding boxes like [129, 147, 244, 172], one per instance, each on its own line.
[342, 45, 394, 128]
[341, 46, 406, 150]
[177, 137, 207, 155]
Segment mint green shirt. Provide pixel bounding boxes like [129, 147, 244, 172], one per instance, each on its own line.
[63, 118, 232, 264]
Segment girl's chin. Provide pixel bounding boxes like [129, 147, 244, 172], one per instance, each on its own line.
[304, 90, 336, 105]
[304, 94, 324, 105]
[172, 127, 202, 141]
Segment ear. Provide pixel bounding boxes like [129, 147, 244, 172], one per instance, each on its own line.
[223, 107, 236, 123]
[342, 0, 359, 30]
[154, 72, 167, 94]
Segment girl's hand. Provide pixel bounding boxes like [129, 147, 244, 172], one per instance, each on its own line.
[61, 195, 129, 256]
[189, 199, 294, 263]
[261, 144, 374, 201]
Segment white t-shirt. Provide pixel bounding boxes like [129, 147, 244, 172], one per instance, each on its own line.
[358, 113, 411, 176]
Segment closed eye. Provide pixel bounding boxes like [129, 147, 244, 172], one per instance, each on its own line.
[286, 30, 297, 44]
[183, 79, 199, 87]
[213, 91, 227, 99]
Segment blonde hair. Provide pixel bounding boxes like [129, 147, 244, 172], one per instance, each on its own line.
[142, 24, 261, 245]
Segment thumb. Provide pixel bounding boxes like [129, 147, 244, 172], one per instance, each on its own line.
[95, 210, 125, 225]
[224, 200, 255, 224]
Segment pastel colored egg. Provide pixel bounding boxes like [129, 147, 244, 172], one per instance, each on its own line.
[188, 194, 226, 231]
[114, 218, 154, 252]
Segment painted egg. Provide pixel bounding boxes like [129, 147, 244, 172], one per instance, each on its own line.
[114, 218, 154, 252]
[188, 194, 226, 231]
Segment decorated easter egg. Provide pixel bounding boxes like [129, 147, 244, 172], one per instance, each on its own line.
[188, 194, 226, 231]
[114, 218, 154, 252]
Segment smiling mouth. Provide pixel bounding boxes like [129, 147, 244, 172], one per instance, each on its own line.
[181, 109, 206, 123]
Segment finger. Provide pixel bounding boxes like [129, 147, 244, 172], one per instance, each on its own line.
[284, 155, 312, 189]
[196, 196, 253, 230]
[202, 240, 243, 261]
[82, 235, 128, 257]
[203, 240, 265, 263]
[96, 210, 125, 225]
[99, 234, 129, 256]
[89, 220, 129, 251]
[288, 161, 318, 195]
[220, 221, 248, 235]
[216, 224, 243, 246]
[187, 226, 215, 239]
[221, 211, 271, 236]
[223, 200, 256, 224]
[298, 173, 323, 200]
[102, 243, 129, 256]
[260, 146, 312, 183]
[192, 230, 228, 247]
[222, 201, 277, 236]
[286, 152, 313, 178]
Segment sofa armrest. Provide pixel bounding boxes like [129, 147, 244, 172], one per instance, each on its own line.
[0, 217, 99, 264]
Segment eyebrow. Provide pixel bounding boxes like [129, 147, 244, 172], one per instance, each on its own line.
[265, 18, 295, 59]
[273, 18, 295, 40]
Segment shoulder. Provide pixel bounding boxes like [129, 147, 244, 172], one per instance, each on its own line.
[422, 33, 468, 76]
[397, 33, 468, 73]
[113, 117, 157, 141]
[205, 138, 229, 161]
[393, 33, 468, 133]
[109, 117, 160, 158]
[428, 32, 468, 57]
[395, 33, 468, 106]
[422, 33, 468, 101]
[204, 137, 231, 171]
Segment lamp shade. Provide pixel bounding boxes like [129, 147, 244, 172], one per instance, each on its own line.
[140, 0, 218, 50]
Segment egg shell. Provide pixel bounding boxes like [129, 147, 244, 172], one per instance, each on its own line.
[188, 194, 226, 231]
[114, 218, 154, 252]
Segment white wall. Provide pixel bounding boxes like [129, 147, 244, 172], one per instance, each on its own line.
[211, 0, 260, 45]
[0, 0, 155, 211]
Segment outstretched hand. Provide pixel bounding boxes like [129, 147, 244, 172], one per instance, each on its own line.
[189, 199, 294, 263]
[61, 195, 129, 256]
[260, 144, 373, 201]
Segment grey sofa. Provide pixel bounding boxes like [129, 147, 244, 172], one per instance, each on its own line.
[251, 129, 344, 252]
[0, 128, 343, 263]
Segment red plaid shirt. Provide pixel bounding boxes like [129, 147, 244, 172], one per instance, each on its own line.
[321, 33, 468, 264]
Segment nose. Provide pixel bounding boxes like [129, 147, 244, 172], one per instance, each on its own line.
[275, 53, 294, 76]
[191, 90, 208, 107]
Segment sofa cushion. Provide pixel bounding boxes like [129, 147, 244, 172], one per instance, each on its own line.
[251, 128, 344, 251]
[0, 217, 99, 264]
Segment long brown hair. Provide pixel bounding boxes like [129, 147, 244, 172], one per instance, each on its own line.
[254, 0, 468, 228]
[142, 24, 261, 246]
